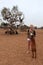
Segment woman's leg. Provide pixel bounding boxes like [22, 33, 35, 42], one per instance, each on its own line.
[34, 49, 36, 58]
[27, 39, 31, 53]
[32, 50, 34, 58]
[28, 40, 30, 50]
[31, 39, 36, 58]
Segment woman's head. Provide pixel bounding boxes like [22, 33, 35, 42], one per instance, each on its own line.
[30, 25, 34, 30]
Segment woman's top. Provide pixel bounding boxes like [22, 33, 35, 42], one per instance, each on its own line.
[27, 29, 36, 39]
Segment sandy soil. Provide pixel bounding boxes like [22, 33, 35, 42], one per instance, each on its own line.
[0, 29, 43, 65]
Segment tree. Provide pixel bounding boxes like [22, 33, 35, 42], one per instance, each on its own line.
[34, 26, 37, 29]
[20, 25, 29, 32]
[40, 27, 43, 29]
[1, 6, 24, 34]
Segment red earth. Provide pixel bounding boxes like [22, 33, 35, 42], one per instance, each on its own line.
[0, 29, 43, 65]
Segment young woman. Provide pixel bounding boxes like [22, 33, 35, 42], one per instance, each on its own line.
[27, 25, 36, 58]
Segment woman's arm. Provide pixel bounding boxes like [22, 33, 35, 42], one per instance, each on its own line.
[33, 30, 36, 37]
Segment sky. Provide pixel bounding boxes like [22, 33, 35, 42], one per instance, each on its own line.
[0, 0, 43, 27]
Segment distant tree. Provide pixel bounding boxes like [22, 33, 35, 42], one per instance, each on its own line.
[20, 25, 29, 32]
[34, 26, 37, 29]
[40, 27, 43, 29]
[1, 6, 24, 34]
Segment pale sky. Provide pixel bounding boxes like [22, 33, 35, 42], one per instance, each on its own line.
[0, 0, 43, 27]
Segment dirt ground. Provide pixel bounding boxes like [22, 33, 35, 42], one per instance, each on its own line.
[0, 29, 43, 65]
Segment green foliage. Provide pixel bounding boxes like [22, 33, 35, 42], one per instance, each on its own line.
[20, 25, 29, 32]
[1, 22, 8, 26]
[1, 6, 24, 34]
